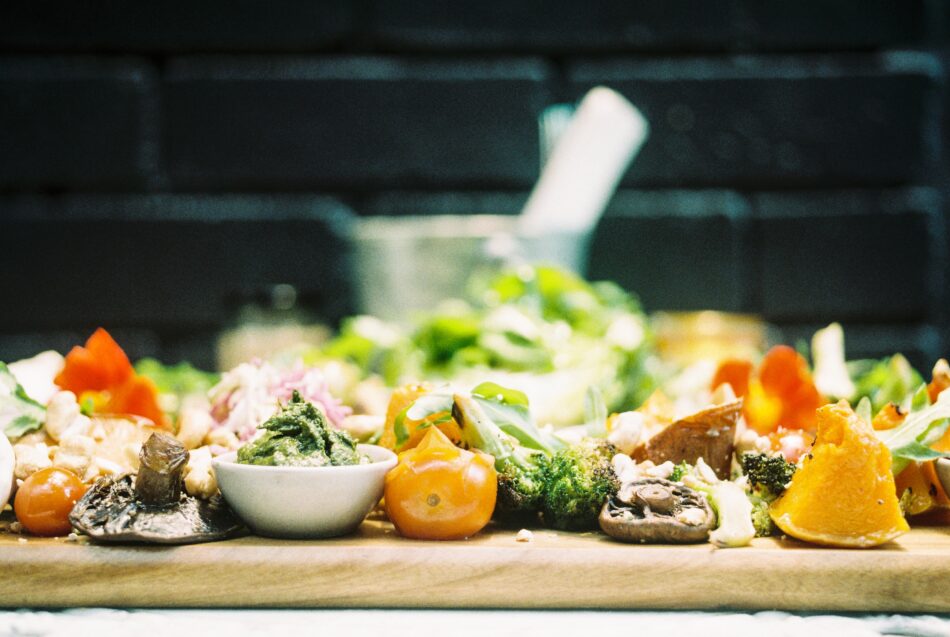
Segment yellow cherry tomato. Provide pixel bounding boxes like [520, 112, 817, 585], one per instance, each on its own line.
[384, 426, 496, 540]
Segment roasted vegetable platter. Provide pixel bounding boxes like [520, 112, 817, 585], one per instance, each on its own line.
[3, 266, 950, 612]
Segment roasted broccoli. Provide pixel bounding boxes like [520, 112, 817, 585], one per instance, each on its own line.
[741, 452, 796, 498]
[495, 446, 549, 516]
[539, 438, 619, 531]
[669, 461, 692, 483]
[738, 453, 797, 538]
[748, 492, 774, 537]
[451, 393, 555, 520]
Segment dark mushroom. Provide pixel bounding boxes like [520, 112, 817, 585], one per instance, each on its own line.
[69, 432, 242, 544]
[599, 478, 714, 543]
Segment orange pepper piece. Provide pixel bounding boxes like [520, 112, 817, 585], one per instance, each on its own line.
[107, 375, 170, 430]
[710, 359, 753, 397]
[927, 359, 950, 405]
[757, 345, 824, 431]
[54, 328, 169, 430]
[55, 328, 134, 394]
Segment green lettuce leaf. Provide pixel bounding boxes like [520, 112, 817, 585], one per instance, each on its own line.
[0, 362, 46, 438]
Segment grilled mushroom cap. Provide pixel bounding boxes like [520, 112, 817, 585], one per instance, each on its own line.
[69, 432, 242, 544]
[599, 478, 714, 543]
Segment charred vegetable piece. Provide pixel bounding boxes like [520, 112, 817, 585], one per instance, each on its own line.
[599, 478, 714, 544]
[740, 452, 796, 497]
[135, 431, 188, 506]
[539, 438, 619, 531]
[631, 400, 741, 480]
[69, 432, 241, 544]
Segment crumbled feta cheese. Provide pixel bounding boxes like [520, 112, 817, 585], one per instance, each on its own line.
[606, 411, 644, 455]
[515, 529, 534, 542]
[611, 453, 640, 485]
[13, 443, 52, 480]
[645, 460, 676, 479]
[184, 446, 217, 499]
[676, 508, 708, 526]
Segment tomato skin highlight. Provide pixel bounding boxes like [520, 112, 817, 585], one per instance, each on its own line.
[14, 467, 87, 537]
[384, 426, 496, 540]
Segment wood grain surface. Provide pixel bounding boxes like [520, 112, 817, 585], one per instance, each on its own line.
[2, 512, 949, 611]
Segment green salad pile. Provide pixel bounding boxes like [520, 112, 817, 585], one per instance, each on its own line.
[310, 265, 657, 426]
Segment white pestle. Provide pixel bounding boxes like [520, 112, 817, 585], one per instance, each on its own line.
[518, 86, 649, 236]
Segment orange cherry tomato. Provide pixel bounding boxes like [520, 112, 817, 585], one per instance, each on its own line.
[384, 426, 496, 540]
[14, 467, 87, 537]
[379, 383, 461, 452]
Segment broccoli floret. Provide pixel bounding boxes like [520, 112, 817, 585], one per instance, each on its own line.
[497, 464, 544, 517]
[749, 492, 774, 537]
[452, 393, 553, 521]
[494, 444, 549, 518]
[741, 452, 796, 498]
[539, 438, 619, 531]
[669, 461, 692, 483]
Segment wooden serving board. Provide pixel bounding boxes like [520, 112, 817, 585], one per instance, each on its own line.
[2, 512, 950, 612]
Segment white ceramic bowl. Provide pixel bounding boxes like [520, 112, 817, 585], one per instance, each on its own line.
[212, 444, 397, 539]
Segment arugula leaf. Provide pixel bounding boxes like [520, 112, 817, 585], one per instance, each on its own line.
[471, 382, 529, 407]
[889, 440, 950, 462]
[0, 362, 46, 439]
[398, 382, 564, 453]
[877, 388, 950, 474]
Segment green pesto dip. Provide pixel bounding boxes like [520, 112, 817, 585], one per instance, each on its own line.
[236, 391, 365, 467]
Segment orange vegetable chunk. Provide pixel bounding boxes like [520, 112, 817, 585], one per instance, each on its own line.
[379, 383, 461, 452]
[55, 327, 134, 393]
[752, 345, 824, 432]
[54, 327, 169, 429]
[710, 359, 753, 397]
[769, 400, 909, 548]
[107, 375, 170, 430]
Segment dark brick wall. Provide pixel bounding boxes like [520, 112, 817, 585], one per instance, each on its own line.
[0, 0, 948, 370]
